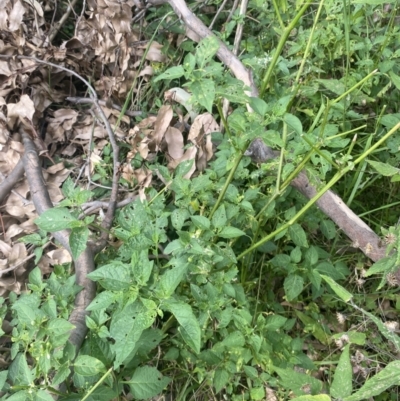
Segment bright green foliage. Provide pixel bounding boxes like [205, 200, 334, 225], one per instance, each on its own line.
[3, 0, 400, 400]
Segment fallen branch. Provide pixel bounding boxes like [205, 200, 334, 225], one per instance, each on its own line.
[149, 0, 389, 265]
[0, 159, 25, 205]
[21, 129, 96, 351]
[66, 97, 143, 117]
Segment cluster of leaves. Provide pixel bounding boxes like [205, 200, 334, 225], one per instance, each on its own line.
[2, 0, 400, 400]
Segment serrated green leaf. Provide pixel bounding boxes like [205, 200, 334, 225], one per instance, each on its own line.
[365, 254, 396, 277]
[191, 215, 210, 230]
[284, 274, 304, 301]
[154, 65, 185, 82]
[320, 220, 337, 240]
[36, 389, 57, 401]
[350, 303, 400, 349]
[191, 79, 215, 113]
[284, 113, 302, 136]
[195, 36, 220, 69]
[163, 299, 201, 354]
[164, 239, 183, 255]
[290, 396, 331, 401]
[0, 370, 8, 391]
[70, 226, 89, 260]
[212, 205, 227, 229]
[289, 224, 308, 247]
[219, 226, 246, 239]
[51, 363, 71, 386]
[265, 315, 287, 331]
[87, 262, 131, 290]
[8, 354, 33, 386]
[330, 344, 352, 398]
[155, 261, 188, 298]
[343, 360, 400, 401]
[249, 97, 268, 117]
[87, 291, 118, 311]
[171, 209, 189, 230]
[74, 355, 106, 376]
[321, 275, 353, 302]
[295, 311, 330, 345]
[126, 366, 171, 400]
[214, 368, 229, 393]
[35, 208, 77, 232]
[250, 387, 265, 400]
[367, 160, 400, 176]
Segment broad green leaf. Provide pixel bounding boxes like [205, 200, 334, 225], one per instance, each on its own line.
[380, 113, 400, 129]
[195, 36, 220, 69]
[290, 396, 331, 401]
[275, 366, 323, 395]
[308, 270, 321, 290]
[350, 303, 400, 349]
[171, 208, 189, 230]
[320, 220, 337, 240]
[321, 275, 353, 302]
[87, 262, 131, 291]
[36, 389, 57, 401]
[214, 368, 229, 393]
[28, 267, 42, 289]
[183, 53, 195, 75]
[219, 226, 246, 239]
[284, 274, 304, 301]
[343, 360, 400, 401]
[353, 0, 396, 3]
[131, 250, 154, 286]
[164, 239, 183, 255]
[295, 311, 330, 345]
[389, 71, 400, 91]
[8, 354, 33, 386]
[212, 205, 227, 229]
[35, 208, 77, 232]
[221, 331, 245, 347]
[289, 224, 308, 247]
[11, 303, 37, 326]
[51, 363, 70, 386]
[284, 113, 302, 136]
[86, 291, 118, 311]
[153, 65, 185, 82]
[110, 314, 147, 368]
[191, 215, 210, 230]
[126, 366, 171, 400]
[155, 261, 188, 298]
[365, 255, 396, 276]
[250, 386, 265, 400]
[367, 160, 400, 176]
[69, 226, 89, 260]
[86, 386, 118, 401]
[330, 344, 352, 398]
[316, 79, 345, 95]
[265, 315, 287, 331]
[74, 355, 106, 376]
[47, 318, 75, 346]
[249, 97, 268, 117]
[191, 79, 215, 113]
[163, 299, 201, 354]
[0, 370, 8, 391]
[4, 391, 31, 401]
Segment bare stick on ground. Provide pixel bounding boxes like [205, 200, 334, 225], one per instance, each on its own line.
[149, 0, 389, 266]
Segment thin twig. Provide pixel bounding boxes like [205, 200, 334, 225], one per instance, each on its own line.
[66, 97, 143, 117]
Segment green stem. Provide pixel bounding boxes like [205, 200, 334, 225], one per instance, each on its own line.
[260, 0, 312, 97]
[238, 122, 400, 260]
[209, 152, 244, 219]
[81, 368, 113, 401]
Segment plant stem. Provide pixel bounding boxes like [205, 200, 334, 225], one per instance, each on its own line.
[238, 122, 400, 259]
